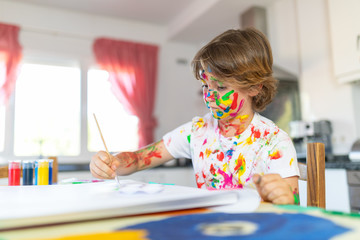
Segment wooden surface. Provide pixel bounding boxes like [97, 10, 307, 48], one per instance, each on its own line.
[48, 156, 58, 184]
[307, 142, 326, 208]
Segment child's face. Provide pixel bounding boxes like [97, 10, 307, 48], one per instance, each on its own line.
[200, 70, 251, 120]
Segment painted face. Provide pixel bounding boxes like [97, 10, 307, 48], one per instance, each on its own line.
[200, 70, 247, 120]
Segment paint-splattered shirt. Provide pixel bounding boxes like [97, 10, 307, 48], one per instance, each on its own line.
[163, 113, 299, 190]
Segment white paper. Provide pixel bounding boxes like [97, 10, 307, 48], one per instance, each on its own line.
[0, 180, 244, 230]
[210, 188, 261, 213]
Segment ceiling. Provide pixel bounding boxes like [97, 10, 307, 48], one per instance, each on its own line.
[9, 0, 274, 45]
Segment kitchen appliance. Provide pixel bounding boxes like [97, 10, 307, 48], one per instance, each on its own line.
[289, 120, 334, 161]
[349, 139, 360, 162]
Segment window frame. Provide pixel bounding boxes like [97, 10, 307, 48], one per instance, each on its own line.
[0, 58, 97, 164]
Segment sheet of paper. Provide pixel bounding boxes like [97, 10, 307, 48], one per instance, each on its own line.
[210, 188, 261, 213]
[0, 180, 257, 230]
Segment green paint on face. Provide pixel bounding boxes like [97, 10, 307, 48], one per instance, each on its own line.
[221, 90, 234, 101]
[213, 91, 221, 106]
[212, 90, 234, 107]
[210, 76, 223, 87]
[187, 134, 191, 143]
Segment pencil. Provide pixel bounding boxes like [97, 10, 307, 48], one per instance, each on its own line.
[93, 113, 112, 165]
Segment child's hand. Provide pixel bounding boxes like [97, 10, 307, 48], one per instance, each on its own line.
[90, 151, 116, 179]
[253, 173, 295, 205]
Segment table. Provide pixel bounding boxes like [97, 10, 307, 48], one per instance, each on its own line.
[1, 204, 360, 240]
[1, 181, 360, 239]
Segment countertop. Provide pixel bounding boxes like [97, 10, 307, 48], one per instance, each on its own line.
[298, 155, 360, 170]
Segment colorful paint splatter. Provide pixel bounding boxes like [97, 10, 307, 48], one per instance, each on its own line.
[123, 141, 164, 169]
[200, 71, 244, 120]
[163, 113, 299, 190]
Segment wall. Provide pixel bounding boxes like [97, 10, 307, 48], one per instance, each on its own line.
[154, 42, 208, 140]
[267, 0, 300, 77]
[295, 0, 357, 155]
[352, 82, 360, 138]
[267, 0, 357, 155]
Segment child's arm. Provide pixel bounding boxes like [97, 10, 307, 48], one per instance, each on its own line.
[90, 139, 174, 179]
[253, 174, 299, 205]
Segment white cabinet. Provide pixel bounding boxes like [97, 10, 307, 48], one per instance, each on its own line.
[299, 168, 350, 213]
[325, 169, 351, 212]
[328, 0, 360, 83]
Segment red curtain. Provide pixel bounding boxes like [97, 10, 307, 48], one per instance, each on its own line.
[93, 38, 159, 148]
[0, 23, 22, 105]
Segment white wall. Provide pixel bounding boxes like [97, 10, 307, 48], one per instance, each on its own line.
[352, 82, 360, 138]
[295, 0, 357, 155]
[267, 0, 300, 77]
[267, 0, 357, 155]
[154, 42, 208, 140]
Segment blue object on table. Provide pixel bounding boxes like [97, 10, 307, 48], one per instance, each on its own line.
[121, 212, 350, 240]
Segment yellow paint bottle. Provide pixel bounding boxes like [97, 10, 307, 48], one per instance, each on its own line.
[37, 159, 49, 185]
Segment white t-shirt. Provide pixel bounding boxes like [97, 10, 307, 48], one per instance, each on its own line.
[163, 112, 299, 190]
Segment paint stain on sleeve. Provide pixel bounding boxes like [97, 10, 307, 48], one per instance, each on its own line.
[269, 149, 282, 160]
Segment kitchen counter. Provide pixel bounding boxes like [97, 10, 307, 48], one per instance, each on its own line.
[325, 161, 360, 170]
[298, 155, 360, 170]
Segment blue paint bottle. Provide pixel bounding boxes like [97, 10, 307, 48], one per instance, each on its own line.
[48, 159, 53, 185]
[34, 160, 38, 185]
[22, 160, 34, 185]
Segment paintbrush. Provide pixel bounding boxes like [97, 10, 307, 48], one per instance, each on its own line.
[93, 113, 112, 166]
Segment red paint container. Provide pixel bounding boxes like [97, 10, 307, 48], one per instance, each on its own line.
[8, 160, 21, 186]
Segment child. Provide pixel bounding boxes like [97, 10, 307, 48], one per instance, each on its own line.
[90, 28, 300, 205]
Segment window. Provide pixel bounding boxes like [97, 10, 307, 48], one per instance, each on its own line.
[2, 63, 139, 162]
[13, 63, 81, 156]
[87, 69, 139, 153]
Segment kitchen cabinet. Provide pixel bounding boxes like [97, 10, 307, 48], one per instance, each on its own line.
[347, 170, 360, 211]
[328, 0, 360, 83]
[299, 168, 351, 213]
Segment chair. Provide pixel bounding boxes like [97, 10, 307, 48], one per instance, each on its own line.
[0, 157, 58, 184]
[298, 142, 326, 208]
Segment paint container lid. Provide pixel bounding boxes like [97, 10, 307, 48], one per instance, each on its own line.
[47, 159, 53, 167]
[22, 160, 35, 169]
[8, 160, 21, 169]
[37, 159, 49, 167]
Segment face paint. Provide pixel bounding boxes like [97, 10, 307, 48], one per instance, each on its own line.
[204, 89, 244, 119]
[200, 71, 246, 120]
[210, 76, 223, 87]
[200, 70, 208, 80]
